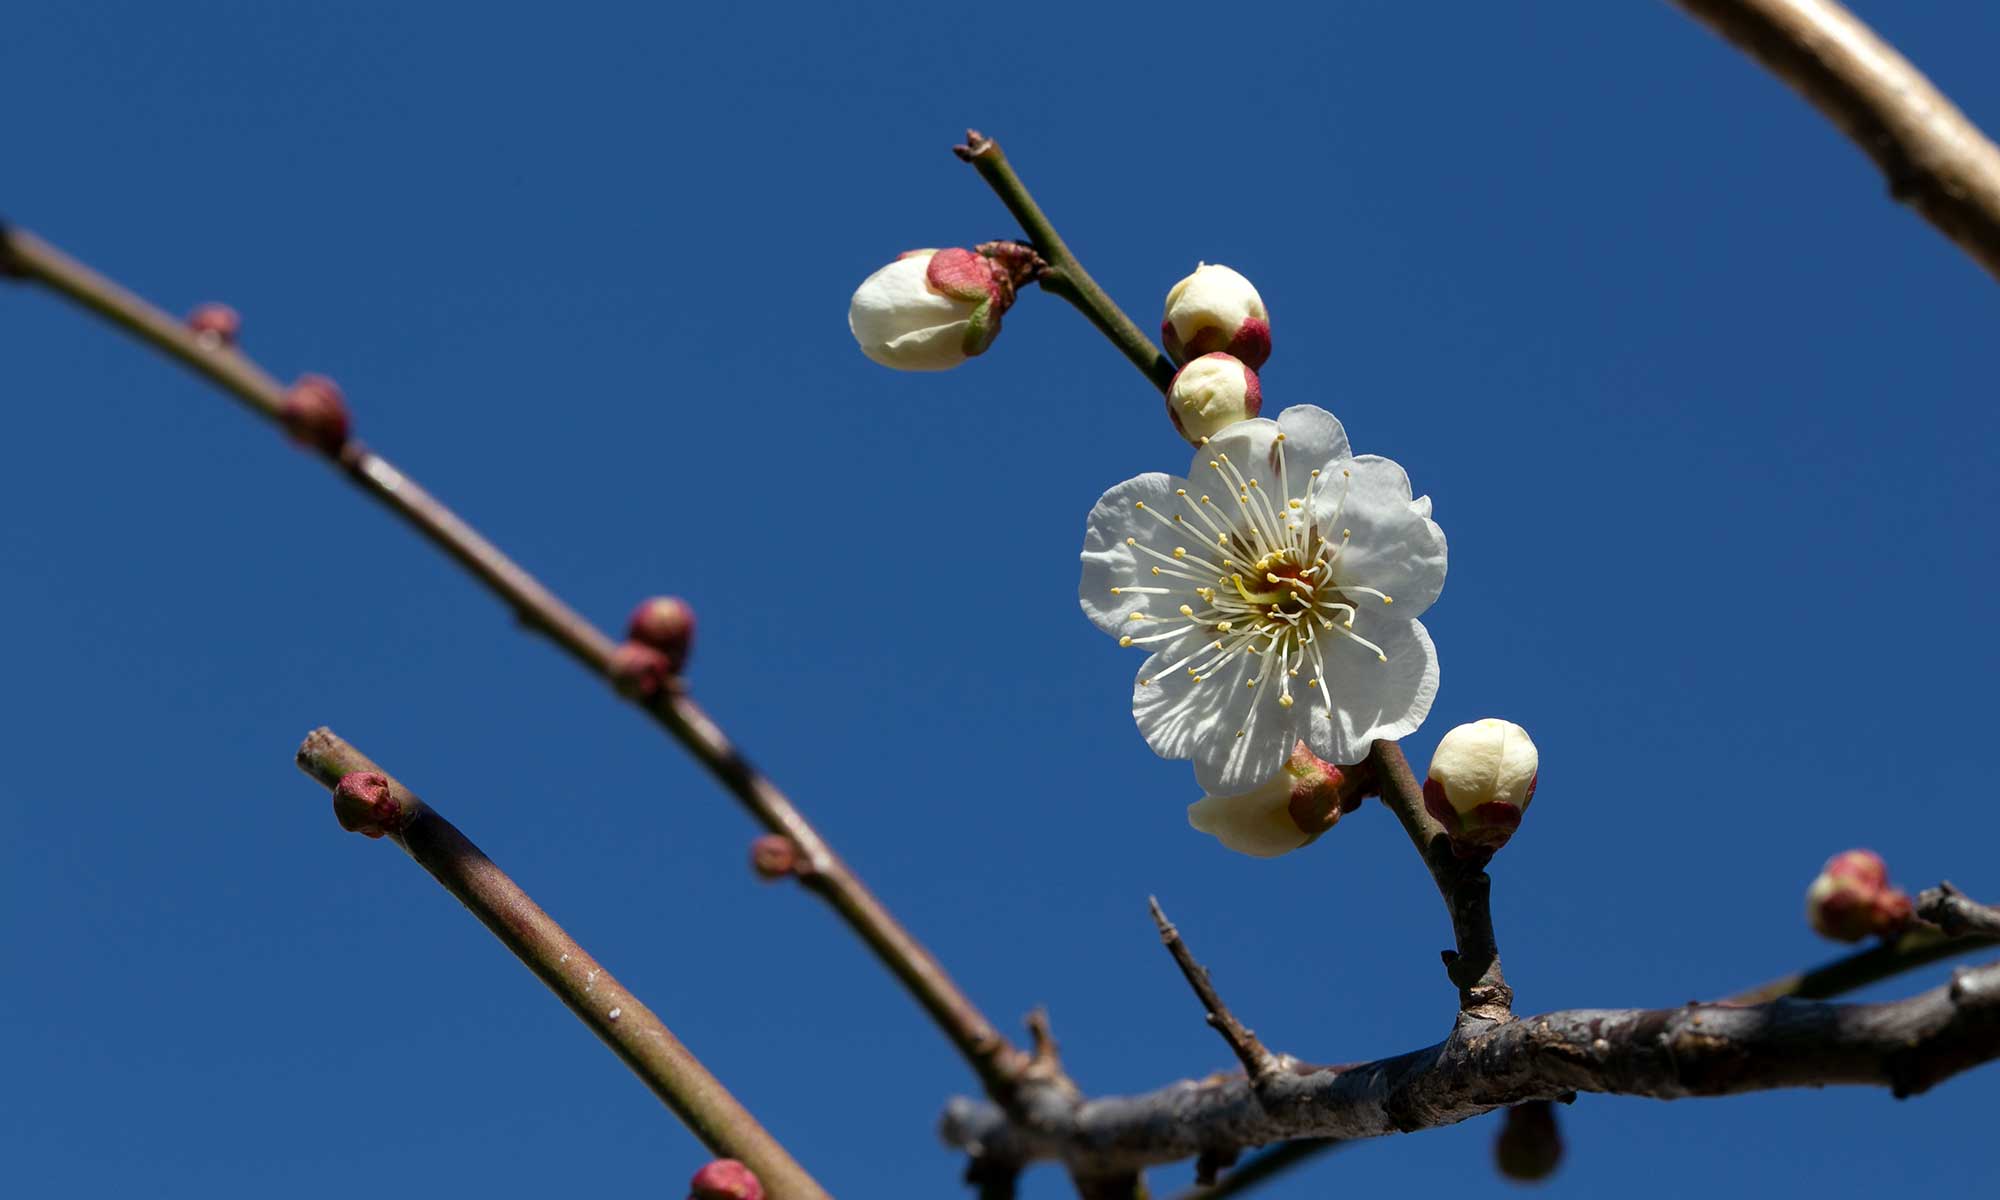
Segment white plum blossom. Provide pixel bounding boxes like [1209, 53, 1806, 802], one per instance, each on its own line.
[1080, 405, 1445, 793]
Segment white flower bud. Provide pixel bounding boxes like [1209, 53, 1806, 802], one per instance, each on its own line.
[1161, 263, 1270, 370]
[1187, 742, 1368, 857]
[1423, 719, 1539, 855]
[848, 248, 1008, 371]
[1165, 352, 1261, 445]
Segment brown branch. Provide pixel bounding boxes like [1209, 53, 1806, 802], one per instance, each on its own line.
[1150, 898, 1283, 1090]
[941, 959, 2000, 1177]
[1918, 882, 2000, 939]
[1669, 0, 2000, 281]
[293, 729, 830, 1200]
[0, 222, 1029, 1106]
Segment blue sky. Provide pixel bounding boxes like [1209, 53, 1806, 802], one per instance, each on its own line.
[5, 2, 1998, 1197]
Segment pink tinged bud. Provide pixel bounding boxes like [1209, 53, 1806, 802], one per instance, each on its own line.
[688, 1159, 764, 1200]
[749, 834, 799, 881]
[1161, 263, 1270, 370]
[331, 770, 412, 839]
[1493, 1101, 1564, 1182]
[1188, 741, 1369, 857]
[608, 641, 673, 701]
[626, 596, 695, 673]
[1423, 719, 1539, 857]
[280, 374, 350, 454]
[848, 247, 1015, 371]
[1806, 849, 1914, 942]
[186, 303, 241, 347]
[1165, 352, 1262, 445]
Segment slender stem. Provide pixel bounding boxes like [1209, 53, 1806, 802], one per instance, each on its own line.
[954, 131, 1177, 394]
[294, 729, 829, 1200]
[1669, 0, 2000, 281]
[1149, 898, 1280, 1088]
[1917, 883, 2000, 940]
[2, 222, 1026, 1106]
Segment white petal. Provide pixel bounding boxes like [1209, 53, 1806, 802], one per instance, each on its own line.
[848, 255, 978, 370]
[1080, 473, 1199, 636]
[1274, 405, 1350, 468]
[1168, 652, 1306, 796]
[1317, 455, 1448, 619]
[1188, 771, 1309, 858]
[1305, 618, 1438, 764]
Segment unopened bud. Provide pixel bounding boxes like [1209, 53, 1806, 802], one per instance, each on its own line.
[627, 596, 695, 672]
[1806, 849, 1913, 942]
[750, 834, 799, 881]
[849, 247, 1018, 371]
[280, 374, 350, 454]
[1161, 263, 1270, 370]
[186, 303, 241, 347]
[331, 770, 412, 838]
[1423, 719, 1539, 857]
[608, 641, 674, 701]
[1493, 1101, 1563, 1182]
[1187, 741, 1372, 857]
[688, 1159, 764, 1200]
[1166, 352, 1261, 444]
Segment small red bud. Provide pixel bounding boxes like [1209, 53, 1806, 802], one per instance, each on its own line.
[1806, 849, 1913, 942]
[688, 1159, 764, 1200]
[281, 374, 350, 454]
[1494, 1100, 1563, 1182]
[186, 303, 241, 347]
[627, 596, 696, 672]
[331, 771, 410, 838]
[608, 641, 673, 701]
[750, 834, 799, 881]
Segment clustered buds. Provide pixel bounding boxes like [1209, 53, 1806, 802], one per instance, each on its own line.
[280, 374, 350, 455]
[1161, 263, 1270, 370]
[1187, 741, 1373, 857]
[331, 770, 414, 839]
[749, 834, 799, 881]
[1805, 849, 1913, 942]
[848, 246, 1024, 371]
[688, 1159, 763, 1200]
[1493, 1101, 1564, 1183]
[611, 595, 698, 701]
[1165, 352, 1261, 445]
[1422, 718, 1539, 857]
[186, 302, 241, 348]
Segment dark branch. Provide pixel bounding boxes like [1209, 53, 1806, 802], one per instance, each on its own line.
[1918, 882, 2000, 939]
[1150, 898, 1282, 1090]
[942, 961, 2000, 1177]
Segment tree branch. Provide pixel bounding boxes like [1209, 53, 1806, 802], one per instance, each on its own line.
[954, 130, 1178, 394]
[942, 959, 2000, 1177]
[1918, 882, 2000, 940]
[0, 222, 1030, 1107]
[293, 728, 828, 1200]
[1150, 898, 1283, 1090]
[1668, 0, 2000, 281]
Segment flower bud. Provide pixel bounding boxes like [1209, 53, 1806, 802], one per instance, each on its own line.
[688, 1159, 764, 1200]
[749, 834, 799, 881]
[627, 596, 695, 673]
[1187, 741, 1372, 857]
[1493, 1101, 1563, 1182]
[186, 302, 241, 347]
[608, 641, 674, 701]
[332, 770, 413, 839]
[848, 247, 1015, 371]
[280, 374, 350, 454]
[1806, 849, 1913, 942]
[1422, 719, 1539, 857]
[1161, 263, 1270, 370]
[1165, 352, 1261, 444]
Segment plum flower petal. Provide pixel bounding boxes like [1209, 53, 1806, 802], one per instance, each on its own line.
[1079, 404, 1444, 789]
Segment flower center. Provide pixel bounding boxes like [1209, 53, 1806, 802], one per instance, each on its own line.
[1111, 434, 1396, 718]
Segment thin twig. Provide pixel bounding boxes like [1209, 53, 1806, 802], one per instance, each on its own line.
[953, 130, 1178, 394]
[293, 729, 829, 1200]
[0, 222, 1028, 1106]
[1149, 898, 1282, 1089]
[1669, 0, 2000, 281]
[1917, 882, 2000, 939]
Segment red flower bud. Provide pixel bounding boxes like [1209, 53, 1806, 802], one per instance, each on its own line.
[608, 641, 674, 701]
[186, 303, 241, 347]
[1806, 849, 1913, 942]
[688, 1159, 763, 1200]
[280, 374, 350, 455]
[750, 835, 799, 881]
[1493, 1100, 1563, 1182]
[627, 596, 695, 673]
[331, 771, 413, 838]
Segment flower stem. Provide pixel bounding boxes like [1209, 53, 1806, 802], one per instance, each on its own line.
[2, 220, 1029, 1108]
[295, 729, 831, 1200]
[954, 131, 1177, 394]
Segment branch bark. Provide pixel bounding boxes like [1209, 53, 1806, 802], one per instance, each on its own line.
[1669, 0, 2000, 281]
[1918, 882, 2000, 939]
[0, 222, 1029, 1107]
[294, 729, 829, 1200]
[942, 960, 2000, 1177]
